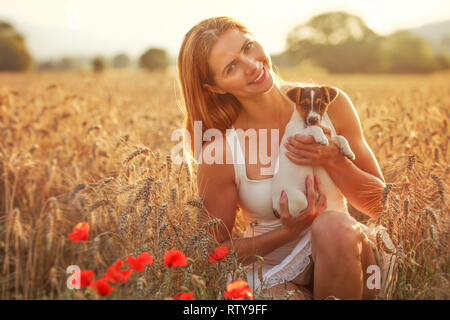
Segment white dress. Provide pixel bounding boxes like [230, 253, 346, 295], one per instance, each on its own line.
[225, 107, 349, 294]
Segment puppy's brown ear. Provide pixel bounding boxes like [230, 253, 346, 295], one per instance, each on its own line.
[321, 86, 339, 104]
[286, 87, 302, 105]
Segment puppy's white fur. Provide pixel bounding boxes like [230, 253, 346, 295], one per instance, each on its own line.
[271, 108, 355, 217]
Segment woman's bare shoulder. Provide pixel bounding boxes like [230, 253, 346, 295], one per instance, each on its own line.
[280, 81, 305, 92]
[326, 87, 358, 135]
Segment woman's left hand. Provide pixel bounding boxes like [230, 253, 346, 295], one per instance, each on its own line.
[284, 124, 342, 167]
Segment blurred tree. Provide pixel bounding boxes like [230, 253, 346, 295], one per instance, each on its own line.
[92, 56, 107, 73]
[0, 21, 13, 31]
[435, 52, 450, 70]
[36, 60, 55, 71]
[287, 11, 376, 46]
[57, 57, 77, 70]
[285, 12, 446, 73]
[139, 48, 169, 71]
[380, 31, 437, 73]
[112, 53, 130, 68]
[441, 35, 450, 53]
[271, 52, 296, 68]
[0, 21, 32, 71]
[286, 11, 383, 73]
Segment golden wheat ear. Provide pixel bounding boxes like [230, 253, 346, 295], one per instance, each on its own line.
[286, 87, 302, 105]
[321, 86, 339, 104]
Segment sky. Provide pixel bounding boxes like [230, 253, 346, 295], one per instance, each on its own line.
[1, 0, 449, 60]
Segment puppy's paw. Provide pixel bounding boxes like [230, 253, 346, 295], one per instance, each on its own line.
[306, 126, 329, 146]
[343, 148, 356, 160]
[288, 190, 308, 217]
[272, 201, 281, 219]
[315, 135, 329, 146]
[272, 209, 280, 219]
[332, 135, 355, 160]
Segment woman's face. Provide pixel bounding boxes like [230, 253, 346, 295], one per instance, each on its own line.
[205, 29, 274, 99]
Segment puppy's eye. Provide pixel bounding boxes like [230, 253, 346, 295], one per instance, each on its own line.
[300, 98, 311, 106]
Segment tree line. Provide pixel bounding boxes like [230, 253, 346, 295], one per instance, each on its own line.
[0, 21, 170, 73]
[35, 49, 170, 73]
[272, 11, 450, 73]
[1, 12, 449, 73]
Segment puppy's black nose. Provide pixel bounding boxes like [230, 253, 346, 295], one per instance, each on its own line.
[307, 117, 319, 125]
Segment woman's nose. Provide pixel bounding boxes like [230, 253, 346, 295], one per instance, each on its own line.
[243, 56, 259, 74]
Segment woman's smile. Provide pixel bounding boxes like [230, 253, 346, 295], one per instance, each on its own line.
[249, 67, 266, 85]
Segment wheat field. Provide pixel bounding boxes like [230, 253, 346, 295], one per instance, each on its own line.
[0, 68, 448, 300]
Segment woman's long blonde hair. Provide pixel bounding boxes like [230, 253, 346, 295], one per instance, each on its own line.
[176, 16, 284, 175]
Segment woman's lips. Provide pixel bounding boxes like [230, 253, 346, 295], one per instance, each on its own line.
[250, 67, 266, 85]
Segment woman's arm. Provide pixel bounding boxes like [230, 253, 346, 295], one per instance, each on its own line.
[285, 89, 386, 220]
[197, 137, 322, 265]
[327, 90, 386, 219]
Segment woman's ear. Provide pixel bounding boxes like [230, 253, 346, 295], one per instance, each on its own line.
[202, 83, 227, 95]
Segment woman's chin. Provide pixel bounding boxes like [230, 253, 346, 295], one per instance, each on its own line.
[259, 73, 275, 93]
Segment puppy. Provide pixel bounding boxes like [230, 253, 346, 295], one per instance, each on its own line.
[271, 86, 355, 218]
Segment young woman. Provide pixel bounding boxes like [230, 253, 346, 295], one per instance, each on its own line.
[177, 16, 386, 300]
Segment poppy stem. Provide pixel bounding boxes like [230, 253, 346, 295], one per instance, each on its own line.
[165, 268, 172, 297]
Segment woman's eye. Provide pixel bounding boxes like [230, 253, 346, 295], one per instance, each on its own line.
[227, 64, 235, 74]
[246, 41, 254, 50]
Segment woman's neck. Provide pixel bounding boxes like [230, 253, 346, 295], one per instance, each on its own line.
[236, 82, 293, 129]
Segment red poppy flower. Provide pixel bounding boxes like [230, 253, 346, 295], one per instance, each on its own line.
[90, 278, 116, 297]
[68, 222, 89, 242]
[173, 291, 196, 300]
[224, 280, 254, 300]
[125, 252, 153, 272]
[164, 249, 187, 268]
[104, 259, 133, 283]
[208, 246, 229, 263]
[71, 270, 95, 288]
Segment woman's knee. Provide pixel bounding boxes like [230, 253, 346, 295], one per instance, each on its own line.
[311, 211, 364, 259]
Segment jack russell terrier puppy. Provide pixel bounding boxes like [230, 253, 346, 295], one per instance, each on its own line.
[272, 86, 356, 218]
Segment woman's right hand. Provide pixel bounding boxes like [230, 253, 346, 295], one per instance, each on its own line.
[279, 174, 327, 241]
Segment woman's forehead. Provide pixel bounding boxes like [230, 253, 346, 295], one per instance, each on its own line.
[208, 29, 253, 73]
